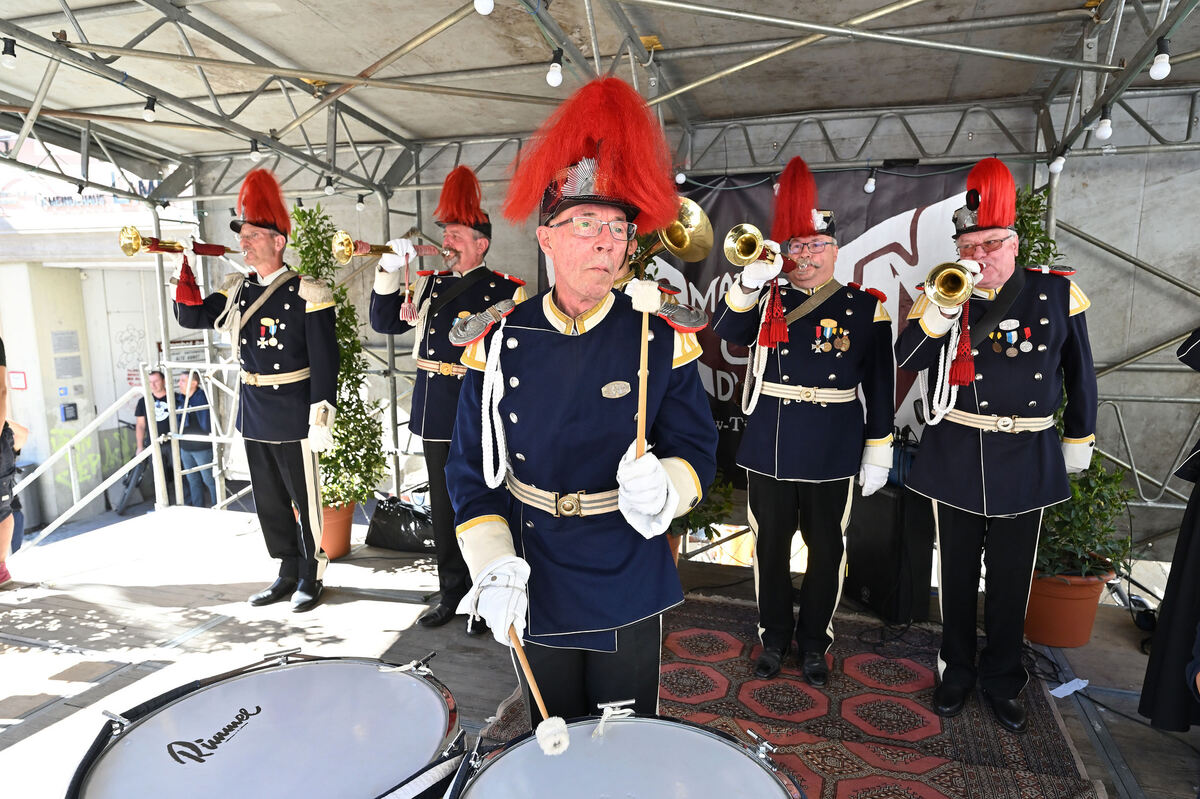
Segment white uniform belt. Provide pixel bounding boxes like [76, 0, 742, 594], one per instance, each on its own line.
[416, 357, 467, 377]
[760, 382, 857, 404]
[945, 408, 1055, 433]
[241, 367, 310, 387]
[506, 474, 621, 518]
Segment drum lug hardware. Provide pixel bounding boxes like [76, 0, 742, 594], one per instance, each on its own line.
[102, 709, 130, 731]
[592, 699, 636, 738]
[746, 728, 777, 759]
[267, 646, 303, 665]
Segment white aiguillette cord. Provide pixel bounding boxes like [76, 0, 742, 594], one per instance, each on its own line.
[919, 316, 960, 425]
[481, 316, 509, 489]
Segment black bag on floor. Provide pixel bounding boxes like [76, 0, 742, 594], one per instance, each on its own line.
[365, 492, 437, 553]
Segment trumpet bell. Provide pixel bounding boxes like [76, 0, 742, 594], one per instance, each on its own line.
[331, 230, 355, 265]
[119, 225, 143, 257]
[925, 262, 974, 308]
[659, 197, 713, 263]
[723, 223, 776, 268]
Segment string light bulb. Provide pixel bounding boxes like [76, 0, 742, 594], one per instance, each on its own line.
[324, 176, 335, 196]
[141, 96, 157, 122]
[1048, 155, 1066, 174]
[863, 168, 877, 194]
[1094, 105, 1113, 141]
[675, 172, 686, 185]
[1, 39, 16, 70]
[355, 194, 366, 212]
[1149, 37, 1171, 80]
[473, 0, 494, 14]
[249, 140, 263, 163]
[546, 48, 564, 88]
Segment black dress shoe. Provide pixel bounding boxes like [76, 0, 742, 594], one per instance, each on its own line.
[932, 681, 970, 717]
[984, 692, 1028, 733]
[417, 603, 457, 628]
[248, 577, 297, 607]
[801, 652, 829, 687]
[291, 579, 323, 613]
[754, 647, 785, 679]
[465, 616, 490, 637]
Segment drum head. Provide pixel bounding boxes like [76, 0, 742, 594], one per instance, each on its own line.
[461, 717, 796, 798]
[79, 659, 455, 798]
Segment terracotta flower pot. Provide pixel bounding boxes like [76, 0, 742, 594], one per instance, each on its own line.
[1023, 570, 1114, 648]
[320, 502, 356, 561]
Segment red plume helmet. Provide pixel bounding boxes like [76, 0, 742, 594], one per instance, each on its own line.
[230, 168, 291, 238]
[435, 165, 491, 237]
[503, 77, 677, 232]
[771, 156, 835, 242]
[953, 157, 1016, 237]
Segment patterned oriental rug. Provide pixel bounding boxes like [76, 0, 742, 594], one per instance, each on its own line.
[481, 596, 1105, 799]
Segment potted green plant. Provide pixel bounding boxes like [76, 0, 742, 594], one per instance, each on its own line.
[668, 471, 735, 564]
[1013, 186, 1135, 646]
[290, 203, 389, 558]
[1024, 459, 1134, 647]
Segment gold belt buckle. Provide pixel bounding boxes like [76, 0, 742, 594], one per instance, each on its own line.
[438, 362, 453, 376]
[243, 372, 258, 386]
[556, 493, 581, 517]
[994, 415, 1017, 433]
[799, 387, 816, 402]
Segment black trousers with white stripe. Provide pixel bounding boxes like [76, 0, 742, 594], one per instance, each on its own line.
[933, 501, 1043, 699]
[749, 473, 853, 656]
[245, 439, 326, 582]
[521, 615, 662, 723]
[423, 440, 471, 608]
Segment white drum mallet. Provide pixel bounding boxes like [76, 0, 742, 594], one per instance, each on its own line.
[627, 279, 662, 458]
[508, 626, 569, 755]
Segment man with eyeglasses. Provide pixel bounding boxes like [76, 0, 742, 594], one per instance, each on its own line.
[713, 156, 895, 686]
[444, 77, 717, 721]
[894, 158, 1097, 733]
[370, 165, 525, 637]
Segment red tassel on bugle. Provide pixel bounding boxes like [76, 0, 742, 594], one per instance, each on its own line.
[948, 302, 974, 386]
[175, 260, 203, 306]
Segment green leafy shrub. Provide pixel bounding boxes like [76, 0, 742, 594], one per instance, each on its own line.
[1036, 460, 1134, 577]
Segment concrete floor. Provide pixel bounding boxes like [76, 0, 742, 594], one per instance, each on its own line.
[1, 504, 1197, 798]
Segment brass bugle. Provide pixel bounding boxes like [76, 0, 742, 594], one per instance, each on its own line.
[118, 226, 235, 258]
[722, 223, 780, 268]
[332, 229, 453, 266]
[924, 261, 975, 309]
[630, 197, 714, 272]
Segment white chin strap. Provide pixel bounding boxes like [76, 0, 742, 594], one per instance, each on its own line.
[481, 317, 510, 489]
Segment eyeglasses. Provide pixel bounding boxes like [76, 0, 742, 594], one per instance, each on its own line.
[787, 240, 833, 254]
[548, 216, 637, 241]
[955, 234, 1013, 257]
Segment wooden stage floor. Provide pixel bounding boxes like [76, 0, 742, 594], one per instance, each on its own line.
[0, 506, 1196, 798]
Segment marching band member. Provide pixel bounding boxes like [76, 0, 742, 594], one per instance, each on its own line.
[174, 169, 339, 612]
[445, 77, 717, 721]
[712, 156, 894, 685]
[369, 166, 525, 635]
[894, 157, 1097, 732]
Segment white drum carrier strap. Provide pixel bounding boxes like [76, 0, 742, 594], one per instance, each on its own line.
[481, 316, 509, 489]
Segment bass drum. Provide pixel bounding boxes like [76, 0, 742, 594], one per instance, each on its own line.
[68, 656, 459, 799]
[454, 715, 803, 798]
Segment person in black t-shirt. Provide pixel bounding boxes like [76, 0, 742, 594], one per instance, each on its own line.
[133, 369, 184, 503]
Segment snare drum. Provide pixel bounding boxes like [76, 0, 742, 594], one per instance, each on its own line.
[68, 656, 459, 799]
[453, 715, 803, 798]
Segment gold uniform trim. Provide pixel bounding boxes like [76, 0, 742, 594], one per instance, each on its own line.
[1068, 281, 1091, 316]
[865, 434, 894, 447]
[906, 294, 931, 320]
[306, 300, 336, 313]
[873, 301, 890, 322]
[455, 514, 508, 537]
[1062, 433, 1096, 444]
[512, 285, 528, 304]
[673, 331, 703, 367]
[543, 292, 614, 334]
[724, 286, 759, 313]
[461, 337, 487, 371]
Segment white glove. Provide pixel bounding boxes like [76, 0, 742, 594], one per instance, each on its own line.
[922, 259, 980, 320]
[307, 401, 336, 453]
[739, 243, 784, 290]
[378, 238, 419, 273]
[164, 252, 186, 281]
[182, 235, 198, 263]
[1062, 439, 1094, 475]
[858, 462, 889, 497]
[456, 555, 530, 646]
[617, 441, 679, 539]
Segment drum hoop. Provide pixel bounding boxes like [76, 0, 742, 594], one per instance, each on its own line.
[69, 657, 459, 799]
[466, 713, 801, 798]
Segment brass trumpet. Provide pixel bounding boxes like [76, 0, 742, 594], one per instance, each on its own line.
[331, 228, 451, 266]
[628, 197, 714, 273]
[723, 223, 780, 268]
[924, 261, 975, 309]
[118, 226, 235, 257]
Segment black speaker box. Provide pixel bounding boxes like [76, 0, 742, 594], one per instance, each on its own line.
[845, 484, 935, 624]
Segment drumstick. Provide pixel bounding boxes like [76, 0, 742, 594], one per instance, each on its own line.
[628, 281, 661, 458]
[509, 625, 569, 756]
